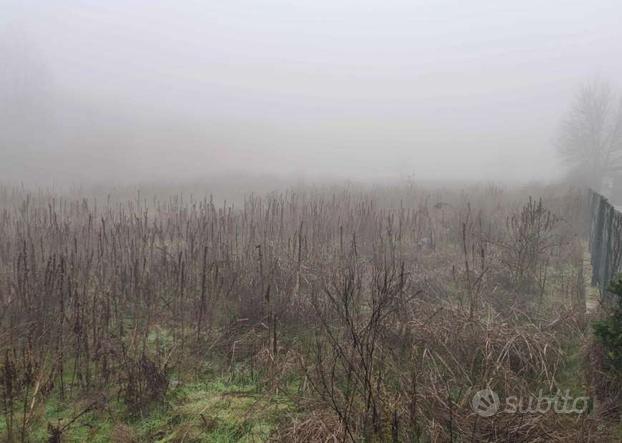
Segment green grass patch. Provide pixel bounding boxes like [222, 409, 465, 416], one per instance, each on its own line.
[1, 370, 296, 442]
[139, 377, 294, 442]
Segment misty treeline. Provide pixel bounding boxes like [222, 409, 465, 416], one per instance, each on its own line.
[557, 79, 622, 191]
[0, 36, 223, 185]
[0, 182, 615, 441]
[2, 30, 621, 188]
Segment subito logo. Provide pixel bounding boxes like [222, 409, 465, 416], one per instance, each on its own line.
[471, 388, 500, 417]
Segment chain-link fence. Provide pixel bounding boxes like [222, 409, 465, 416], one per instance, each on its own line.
[589, 189, 622, 294]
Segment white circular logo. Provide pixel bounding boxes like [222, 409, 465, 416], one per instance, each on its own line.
[471, 388, 500, 417]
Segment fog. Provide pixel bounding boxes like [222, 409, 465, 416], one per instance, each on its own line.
[2, 0, 622, 186]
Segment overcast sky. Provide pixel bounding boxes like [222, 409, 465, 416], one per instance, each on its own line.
[1, 0, 621, 185]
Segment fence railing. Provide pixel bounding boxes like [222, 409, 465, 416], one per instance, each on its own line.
[589, 189, 622, 294]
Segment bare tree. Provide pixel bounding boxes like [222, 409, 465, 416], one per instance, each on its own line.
[558, 80, 622, 190]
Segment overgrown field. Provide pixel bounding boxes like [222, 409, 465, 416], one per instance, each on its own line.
[0, 183, 616, 441]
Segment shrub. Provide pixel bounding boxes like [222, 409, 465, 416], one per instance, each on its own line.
[593, 275, 622, 372]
